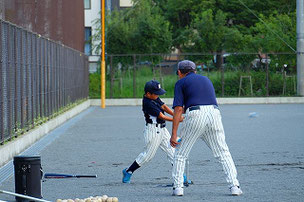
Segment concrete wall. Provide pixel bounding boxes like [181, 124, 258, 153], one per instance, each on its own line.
[0, 100, 90, 167]
[90, 97, 304, 106]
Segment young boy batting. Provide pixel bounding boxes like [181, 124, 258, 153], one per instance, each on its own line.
[122, 80, 185, 183]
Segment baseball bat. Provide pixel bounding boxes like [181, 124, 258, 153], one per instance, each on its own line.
[0, 189, 51, 202]
[185, 159, 193, 185]
[44, 173, 97, 179]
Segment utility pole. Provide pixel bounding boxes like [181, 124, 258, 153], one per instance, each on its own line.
[297, 0, 304, 96]
[101, 0, 105, 108]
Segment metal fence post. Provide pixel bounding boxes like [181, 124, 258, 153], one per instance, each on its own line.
[30, 33, 34, 128]
[133, 55, 136, 98]
[34, 35, 39, 121]
[60, 45, 63, 108]
[7, 24, 12, 139]
[24, 31, 28, 129]
[110, 55, 114, 98]
[297, 0, 304, 96]
[16, 29, 21, 133]
[44, 39, 47, 118]
[3, 22, 8, 139]
[58, 45, 62, 110]
[221, 53, 225, 97]
[26, 32, 30, 128]
[63, 47, 66, 106]
[266, 54, 269, 97]
[50, 42, 53, 116]
[38, 36, 43, 120]
[46, 41, 50, 118]
[20, 30, 24, 130]
[0, 21, 3, 144]
[55, 44, 59, 113]
[14, 27, 19, 134]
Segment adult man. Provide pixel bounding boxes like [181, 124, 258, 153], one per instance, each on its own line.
[170, 60, 242, 196]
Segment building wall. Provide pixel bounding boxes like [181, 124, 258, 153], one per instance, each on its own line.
[120, 0, 132, 8]
[0, 0, 84, 52]
[85, 0, 101, 73]
[85, 0, 101, 56]
[84, 0, 133, 73]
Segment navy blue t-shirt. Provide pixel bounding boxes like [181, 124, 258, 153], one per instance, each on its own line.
[173, 72, 218, 110]
[142, 96, 165, 124]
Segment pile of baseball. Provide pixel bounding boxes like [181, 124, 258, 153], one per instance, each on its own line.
[56, 195, 118, 202]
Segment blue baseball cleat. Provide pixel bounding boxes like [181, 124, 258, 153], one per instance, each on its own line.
[183, 174, 193, 186]
[122, 168, 132, 183]
[183, 174, 188, 184]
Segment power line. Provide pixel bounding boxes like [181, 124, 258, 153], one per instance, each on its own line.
[237, 0, 296, 52]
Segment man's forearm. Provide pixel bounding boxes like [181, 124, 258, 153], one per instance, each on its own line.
[172, 106, 183, 137]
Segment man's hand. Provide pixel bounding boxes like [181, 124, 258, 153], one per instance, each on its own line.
[180, 115, 184, 122]
[172, 106, 183, 147]
[170, 136, 180, 148]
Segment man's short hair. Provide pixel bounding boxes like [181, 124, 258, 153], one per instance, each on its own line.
[179, 69, 195, 75]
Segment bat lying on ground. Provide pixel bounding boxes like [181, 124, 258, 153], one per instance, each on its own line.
[43, 173, 97, 179]
[0, 189, 51, 202]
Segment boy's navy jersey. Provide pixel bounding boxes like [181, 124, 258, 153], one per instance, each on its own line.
[173, 72, 218, 111]
[142, 96, 165, 124]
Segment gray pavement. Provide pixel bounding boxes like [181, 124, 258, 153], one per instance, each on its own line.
[1, 104, 304, 202]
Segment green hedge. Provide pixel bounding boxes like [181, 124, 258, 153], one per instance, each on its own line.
[89, 68, 297, 98]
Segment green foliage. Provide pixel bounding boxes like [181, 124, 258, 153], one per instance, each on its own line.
[89, 68, 297, 98]
[93, 0, 172, 56]
[88, 1, 297, 100]
[89, 73, 101, 98]
[249, 12, 296, 53]
[188, 9, 244, 53]
[92, 0, 296, 56]
[157, 0, 210, 49]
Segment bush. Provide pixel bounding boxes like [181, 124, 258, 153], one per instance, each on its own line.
[89, 73, 101, 98]
[89, 69, 297, 98]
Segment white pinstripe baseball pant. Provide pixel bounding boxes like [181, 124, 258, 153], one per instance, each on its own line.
[136, 124, 175, 166]
[172, 105, 240, 188]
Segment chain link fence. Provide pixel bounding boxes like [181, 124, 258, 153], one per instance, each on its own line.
[0, 19, 89, 144]
[88, 52, 296, 98]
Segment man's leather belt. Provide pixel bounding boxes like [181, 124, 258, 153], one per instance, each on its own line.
[189, 105, 219, 112]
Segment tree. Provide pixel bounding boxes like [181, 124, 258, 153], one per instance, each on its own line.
[93, 0, 172, 55]
[156, 0, 296, 52]
[212, 0, 296, 33]
[154, 0, 213, 51]
[249, 12, 296, 71]
[187, 9, 245, 69]
[92, 0, 296, 59]
[129, 0, 172, 54]
[250, 12, 296, 53]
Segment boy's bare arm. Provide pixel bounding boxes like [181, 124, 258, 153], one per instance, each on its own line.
[161, 104, 174, 116]
[158, 112, 173, 122]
